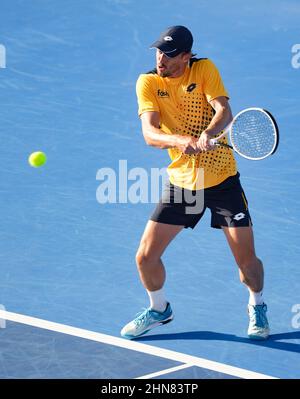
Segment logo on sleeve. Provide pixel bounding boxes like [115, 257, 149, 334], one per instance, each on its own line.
[187, 83, 197, 92]
[157, 89, 169, 97]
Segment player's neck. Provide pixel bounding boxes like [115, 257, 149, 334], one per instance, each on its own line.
[170, 64, 187, 78]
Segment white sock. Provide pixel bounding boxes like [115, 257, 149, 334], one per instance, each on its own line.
[248, 288, 264, 306]
[147, 288, 167, 312]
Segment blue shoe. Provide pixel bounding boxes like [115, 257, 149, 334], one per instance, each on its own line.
[121, 303, 173, 339]
[248, 303, 270, 340]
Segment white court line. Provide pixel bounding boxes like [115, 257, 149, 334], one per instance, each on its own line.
[136, 363, 193, 379]
[0, 309, 277, 379]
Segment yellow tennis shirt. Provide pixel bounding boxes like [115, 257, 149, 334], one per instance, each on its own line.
[136, 58, 237, 190]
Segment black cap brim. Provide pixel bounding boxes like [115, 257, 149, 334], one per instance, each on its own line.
[149, 40, 182, 58]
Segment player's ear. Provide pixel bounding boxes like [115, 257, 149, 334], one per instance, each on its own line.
[182, 51, 192, 63]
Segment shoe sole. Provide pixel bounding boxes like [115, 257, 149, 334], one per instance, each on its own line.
[122, 314, 174, 339]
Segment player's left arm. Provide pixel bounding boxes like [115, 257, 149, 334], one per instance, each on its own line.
[197, 96, 233, 151]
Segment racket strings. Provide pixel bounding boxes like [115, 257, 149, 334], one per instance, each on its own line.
[230, 111, 277, 159]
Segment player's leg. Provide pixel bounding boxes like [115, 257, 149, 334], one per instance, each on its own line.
[121, 181, 204, 339]
[136, 220, 184, 292]
[222, 226, 263, 292]
[206, 173, 269, 339]
[121, 221, 184, 339]
[222, 225, 270, 340]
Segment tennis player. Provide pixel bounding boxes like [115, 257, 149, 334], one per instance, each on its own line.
[121, 26, 269, 340]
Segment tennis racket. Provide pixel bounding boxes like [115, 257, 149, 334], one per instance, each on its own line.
[209, 107, 279, 160]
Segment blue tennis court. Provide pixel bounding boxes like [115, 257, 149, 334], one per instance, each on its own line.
[0, 0, 299, 380]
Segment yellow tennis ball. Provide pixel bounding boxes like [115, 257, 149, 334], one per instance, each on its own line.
[28, 151, 47, 167]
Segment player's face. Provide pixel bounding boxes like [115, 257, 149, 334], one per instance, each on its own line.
[156, 49, 189, 78]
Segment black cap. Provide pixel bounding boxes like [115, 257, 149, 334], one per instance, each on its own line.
[150, 26, 193, 58]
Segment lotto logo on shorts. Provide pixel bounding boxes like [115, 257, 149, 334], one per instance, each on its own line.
[0, 44, 6, 68]
[233, 212, 246, 221]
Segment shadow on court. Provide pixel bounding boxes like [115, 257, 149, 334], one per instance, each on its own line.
[135, 331, 300, 353]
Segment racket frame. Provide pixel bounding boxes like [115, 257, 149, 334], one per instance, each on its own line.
[210, 107, 279, 160]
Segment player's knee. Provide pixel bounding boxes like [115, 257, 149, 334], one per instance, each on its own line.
[135, 249, 144, 268]
[135, 247, 155, 269]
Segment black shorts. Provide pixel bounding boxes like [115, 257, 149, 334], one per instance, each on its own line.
[150, 173, 252, 229]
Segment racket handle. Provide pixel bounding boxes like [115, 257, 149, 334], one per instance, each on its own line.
[209, 139, 233, 150]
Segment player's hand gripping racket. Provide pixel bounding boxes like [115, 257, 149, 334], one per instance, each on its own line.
[210, 107, 279, 160]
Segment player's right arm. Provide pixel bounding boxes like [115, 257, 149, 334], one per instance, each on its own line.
[140, 111, 198, 154]
[136, 74, 199, 154]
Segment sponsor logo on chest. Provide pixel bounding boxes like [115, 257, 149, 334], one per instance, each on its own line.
[157, 82, 198, 99]
[157, 89, 170, 97]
